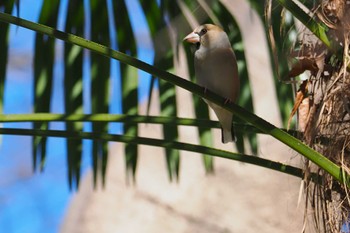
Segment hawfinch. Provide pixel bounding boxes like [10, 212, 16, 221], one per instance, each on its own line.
[184, 24, 240, 143]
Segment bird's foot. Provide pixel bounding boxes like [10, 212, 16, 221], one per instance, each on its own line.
[203, 87, 208, 94]
[224, 98, 232, 104]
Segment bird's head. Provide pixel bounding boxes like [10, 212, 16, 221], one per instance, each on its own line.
[183, 24, 231, 51]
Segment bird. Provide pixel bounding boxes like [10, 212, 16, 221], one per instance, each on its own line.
[183, 24, 240, 143]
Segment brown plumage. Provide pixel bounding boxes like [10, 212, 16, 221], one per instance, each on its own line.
[184, 24, 240, 143]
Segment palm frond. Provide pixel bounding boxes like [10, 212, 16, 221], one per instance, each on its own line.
[64, 1, 84, 189]
[113, 0, 139, 182]
[33, 0, 60, 171]
[0, 11, 344, 186]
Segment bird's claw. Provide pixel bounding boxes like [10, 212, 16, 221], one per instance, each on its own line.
[203, 87, 208, 94]
[224, 98, 232, 104]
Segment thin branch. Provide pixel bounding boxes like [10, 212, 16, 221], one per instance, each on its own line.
[0, 127, 307, 179]
[0, 113, 299, 135]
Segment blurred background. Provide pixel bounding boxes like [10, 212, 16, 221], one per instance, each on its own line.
[0, 0, 156, 232]
[0, 0, 70, 232]
[0, 0, 304, 232]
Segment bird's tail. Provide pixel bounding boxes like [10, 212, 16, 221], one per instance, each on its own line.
[221, 125, 236, 143]
[207, 102, 236, 143]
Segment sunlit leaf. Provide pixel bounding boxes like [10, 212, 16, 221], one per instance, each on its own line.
[140, 0, 181, 181]
[33, 0, 60, 171]
[113, 0, 139, 182]
[90, 0, 110, 187]
[0, 0, 15, 113]
[64, 1, 84, 189]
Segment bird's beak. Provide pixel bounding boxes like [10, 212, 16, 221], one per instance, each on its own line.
[183, 32, 200, 44]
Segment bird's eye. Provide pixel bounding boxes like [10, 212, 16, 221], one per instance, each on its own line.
[201, 28, 207, 35]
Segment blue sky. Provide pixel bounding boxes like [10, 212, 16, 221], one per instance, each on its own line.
[0, 0, 153, 232]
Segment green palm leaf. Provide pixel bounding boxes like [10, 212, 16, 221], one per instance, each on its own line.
[33, 0, 60, 171]
[140, 0, 181, 181]
[64, 1, 84, 189]
[113, 0, 139, 182]
[90, 0, 110, 187]
[0, 0, 15, 113]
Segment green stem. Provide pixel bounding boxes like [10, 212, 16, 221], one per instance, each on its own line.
[0, 113, 299, 135]
[0, 13, 347, 186]
[0, 113, 239, 129]
[0, 127, 305, 178]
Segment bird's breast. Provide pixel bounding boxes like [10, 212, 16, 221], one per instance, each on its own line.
[194, 48, 239, 101]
